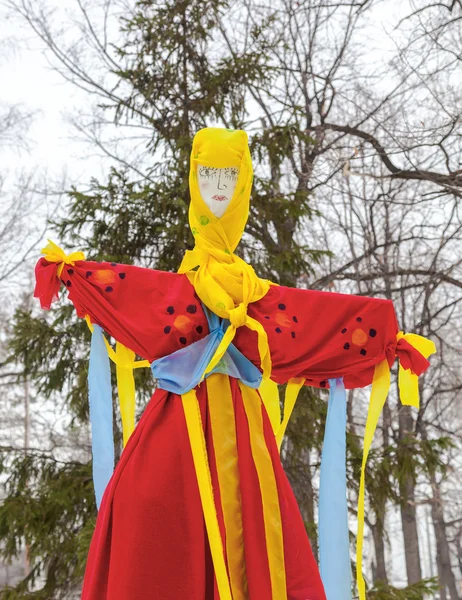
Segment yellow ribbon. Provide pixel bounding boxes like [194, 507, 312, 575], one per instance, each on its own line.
[85, 316, 150, 447]
[258, 378, 281, 435]
[276, 378, 305, 451]
[356, 359, 391, 600]
[181, 388, 233, 600]
[41, 239, 85, 277]
[356, 332, 435, 599]
[207, 375, 247, 599]
[396, 331, 436, 409]
[239, 382, 287, 599]
[116, 342, 136, 447]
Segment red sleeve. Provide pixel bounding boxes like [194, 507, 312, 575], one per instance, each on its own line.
[235, 284, 425, 389]
[34, 258, 209, 362]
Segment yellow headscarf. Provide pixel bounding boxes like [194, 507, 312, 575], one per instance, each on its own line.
[178, 127, 272, 378]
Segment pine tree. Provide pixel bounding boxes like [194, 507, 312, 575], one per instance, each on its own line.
[1, 1, 324, 597]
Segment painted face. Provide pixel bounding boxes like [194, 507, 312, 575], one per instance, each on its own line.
[197, 165, 240, 218]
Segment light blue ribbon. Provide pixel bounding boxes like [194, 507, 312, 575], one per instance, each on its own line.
[319, 377, 352, 599]
[88, 324, 114, 509]
[151, 305, 262, 393]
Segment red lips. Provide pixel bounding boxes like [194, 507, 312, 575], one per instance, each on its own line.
[211, 195, 227, 202]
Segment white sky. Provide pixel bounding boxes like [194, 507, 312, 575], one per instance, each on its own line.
[0, 0, 410, 187]
[0, 0, 113, 185]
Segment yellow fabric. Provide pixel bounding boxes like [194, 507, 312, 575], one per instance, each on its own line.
[181, 389, 232, 600]
[84, 316, 150, 369]
[41, 239, 85, 277]
[356, 358, 391, 600]
[178, 128, 272, 380]
[397, 331, 436, 409]
[84, 316, 150, 449]
[276, 378, 305, 451]
[356, 331, 435, 598]
[116, 342, 136, 447]
[258, 378, 281, 436]
[207, 374, 247, 600]
[239, 382, 287, 599]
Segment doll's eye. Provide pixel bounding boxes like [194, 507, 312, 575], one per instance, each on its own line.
[224, 167, 239, 181]
[199, 166, 218, 179]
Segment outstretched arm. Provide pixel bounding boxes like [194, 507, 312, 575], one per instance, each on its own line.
[235, 284, 429, 388]
[35, 249, 209, 362]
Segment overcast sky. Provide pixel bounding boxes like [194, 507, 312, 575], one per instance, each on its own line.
[0, 0, 413, 186]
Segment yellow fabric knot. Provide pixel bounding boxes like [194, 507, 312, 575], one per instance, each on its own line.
[229, 303, 247, 328]
[41, 239, 85, 277]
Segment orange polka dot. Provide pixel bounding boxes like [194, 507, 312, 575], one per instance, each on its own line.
[275, 312, 292, 327]
[174, 315, 193, 333]
[93, 270, 117, 284]
[352, 328, 368, 346]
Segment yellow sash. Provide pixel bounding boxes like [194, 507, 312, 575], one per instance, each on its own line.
[356, 333, 436, 598]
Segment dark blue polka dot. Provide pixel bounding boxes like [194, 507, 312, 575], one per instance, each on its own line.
[278, 303, 286, 310]
[291, 331, 296, 339]
[164, 326, 171, 334]
[167, 306, 175, 315]
[360, 348, 367, 356]
[356, 317, 362, 322]
[68, 269, 74, 275]
[275, 327, 282, 333]
[341, 328, 347, 334]
[320, 380, 327, 387]
[344, 343, 350, 350]
[292, 315, 298, 323]
[265, 316, 270, 319]
[105, 286, 113, 292]
[111, 262, 117, 266]
[196, 326, 203, 334]
[369, 328, 377, 337]
[86, 271, 92, 278]
[119, 273, 126, 279]
[187, 304, 197, 314]
[179, 337, 187, 345]
[66, 280, 72, 287]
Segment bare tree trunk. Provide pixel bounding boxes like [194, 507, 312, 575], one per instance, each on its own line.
[370, 399, 391, 584]
[398, 406, 422, 584]
[284, 444, 318, 562]
[430, 473, 460, 599]
[418, 420, 460, 599]
[371, 512, 388, 583]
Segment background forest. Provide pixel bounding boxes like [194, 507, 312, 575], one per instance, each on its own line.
[0, 0, 461, 598]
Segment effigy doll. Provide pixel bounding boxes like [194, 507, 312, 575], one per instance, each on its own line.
[34, 128, 435, 600]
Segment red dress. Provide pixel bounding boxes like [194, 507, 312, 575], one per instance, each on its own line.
[35, 257, 417, 600]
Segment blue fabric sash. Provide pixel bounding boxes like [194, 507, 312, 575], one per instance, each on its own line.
[87, 305, 262, 508]
[319, 377, 352, 599]
[88, 324, 114, 509]
[151, 304, 262, 393]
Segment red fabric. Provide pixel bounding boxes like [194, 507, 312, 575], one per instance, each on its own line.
[33, 258, 432, 599]
[34, 260, 61, 310]
[395, 337, 430, 375]
[81, 383, 326, 600]
[34, 258, 417, 387]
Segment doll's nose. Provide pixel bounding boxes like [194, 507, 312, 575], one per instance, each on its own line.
[217, 172, 227, 190]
